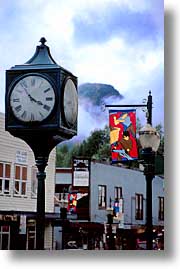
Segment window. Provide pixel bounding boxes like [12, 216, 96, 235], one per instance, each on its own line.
[98, 185, 106, 209]
[14, 165, 27, 196]
[0, 162, 11, 195]
[135, 194, 143, 220]
[114, 187, 122, 200]
[0, 225, 10, 250]
[26, 220, 36, 250]
[158, 197, 164, 221]
[31, 166, 37, 198]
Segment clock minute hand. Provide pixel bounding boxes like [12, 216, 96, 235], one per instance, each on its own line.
[22, 86, 43, 105]
[23, 86, 30, 96]
[29, 95, 38, 103]
[23, 87, 35, 101]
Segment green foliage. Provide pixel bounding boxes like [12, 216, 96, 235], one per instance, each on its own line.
[56, 122, 164, 175]
[155, 123, 164, 156]
[56, 126, 110, 167]
[56, 144, 71, 167]
[155, 154, 164, 175]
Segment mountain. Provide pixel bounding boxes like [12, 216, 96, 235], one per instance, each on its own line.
[57, 83, 124, 147]
[78, 83, 123, 106]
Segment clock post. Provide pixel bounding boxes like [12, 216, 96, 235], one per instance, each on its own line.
[5, 38, 78, 250]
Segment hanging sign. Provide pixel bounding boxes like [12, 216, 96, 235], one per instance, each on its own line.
[109, 109, 138, 162]
[72, 158, 90, 187]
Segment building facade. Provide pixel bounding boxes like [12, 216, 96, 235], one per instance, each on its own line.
[0, 112, 56, 250]
[90, 161, 164, 249]
[54, 161, 164, 250]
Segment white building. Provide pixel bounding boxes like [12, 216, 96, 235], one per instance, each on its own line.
[0, 112, 56, 250]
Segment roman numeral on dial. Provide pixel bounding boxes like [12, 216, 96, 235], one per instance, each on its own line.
[31, 78, 36, 86]
[44, 88, 51, 93]
[43, 105, 50, 111]
[15, 105, 22, 112]
[30, 113, 35, 121]
[13, 98, 20, 102]
[21, 111, 27, 119]
[46, 97, 53, 101]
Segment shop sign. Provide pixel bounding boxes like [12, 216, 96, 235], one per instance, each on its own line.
[72, 158, 90, 187]
[0, 214, 17, 221]
[16, 150, 28, 164]
[73, 171, 89, 186]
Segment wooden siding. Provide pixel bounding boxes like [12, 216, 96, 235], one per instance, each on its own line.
[44, 224, 53, 250]
[0, 112, 56, 213]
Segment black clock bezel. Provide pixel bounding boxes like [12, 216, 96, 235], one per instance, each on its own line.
[8, 72, 57, 125]
[61, 76, 78, 128]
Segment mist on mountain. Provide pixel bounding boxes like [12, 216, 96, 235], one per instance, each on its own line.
[58, 82, 124, 148]
[78, 82, 123, 137]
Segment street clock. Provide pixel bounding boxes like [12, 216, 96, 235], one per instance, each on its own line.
[9, 74, 56, 123]
[5, 37, 78, 250]
[62, 77, 78, 127]
[5, 37, 78, 147]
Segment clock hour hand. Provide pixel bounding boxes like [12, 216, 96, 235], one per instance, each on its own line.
[28, 95, 43, 105]
[36, 100, 43, 105]
[31, 98, 43, 105]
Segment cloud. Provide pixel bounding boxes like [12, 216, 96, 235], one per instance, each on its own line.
[0, 0, 164, 133]
[72, 1, 163, 46]
[78, 99, 106, 137]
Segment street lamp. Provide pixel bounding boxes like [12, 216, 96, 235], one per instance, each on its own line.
[139, 124, 160, 250]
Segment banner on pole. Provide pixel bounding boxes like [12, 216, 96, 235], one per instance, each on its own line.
[109, 109, 138, 162]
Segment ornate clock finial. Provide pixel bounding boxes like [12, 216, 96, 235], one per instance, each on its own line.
[24, 37, 57, 65]
[39, 37, 47, 46]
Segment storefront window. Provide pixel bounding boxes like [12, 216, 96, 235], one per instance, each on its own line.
[135, 193, 143, 220]
[0, 162, 11, 195]
[159, 197, 164, 221]
[26, 220, 36, 250]
[0, 225, 10, 250]
[98, 185, 106, 209]
[114, 187, 123, 200]
[14, 165, 27, 196]
[31, 166, 37, 198]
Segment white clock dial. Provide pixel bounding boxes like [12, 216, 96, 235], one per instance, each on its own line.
[10, 75, 55, 122]
[63, 79, 78, 127]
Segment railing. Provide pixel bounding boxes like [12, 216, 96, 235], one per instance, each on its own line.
[54, 193, 69, 206]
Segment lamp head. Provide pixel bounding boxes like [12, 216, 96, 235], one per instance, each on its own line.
[139, 124, 160, 152]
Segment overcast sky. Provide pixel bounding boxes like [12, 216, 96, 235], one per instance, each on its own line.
[0, 0, 164, 135]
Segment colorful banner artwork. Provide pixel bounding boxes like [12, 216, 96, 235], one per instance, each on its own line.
[67, 193, 77, 214]
[109, 109, 138, 162]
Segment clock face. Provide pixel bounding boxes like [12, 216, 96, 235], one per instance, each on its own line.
[10, 75, 55, 122]
[63, 79, 78, 127]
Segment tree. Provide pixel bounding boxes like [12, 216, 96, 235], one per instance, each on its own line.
[56, 122, 164, 175]
[56, 144, 70, 167]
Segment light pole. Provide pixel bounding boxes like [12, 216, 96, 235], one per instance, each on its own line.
[106, 199, 115, 250]
[139, 124, 160, 250]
